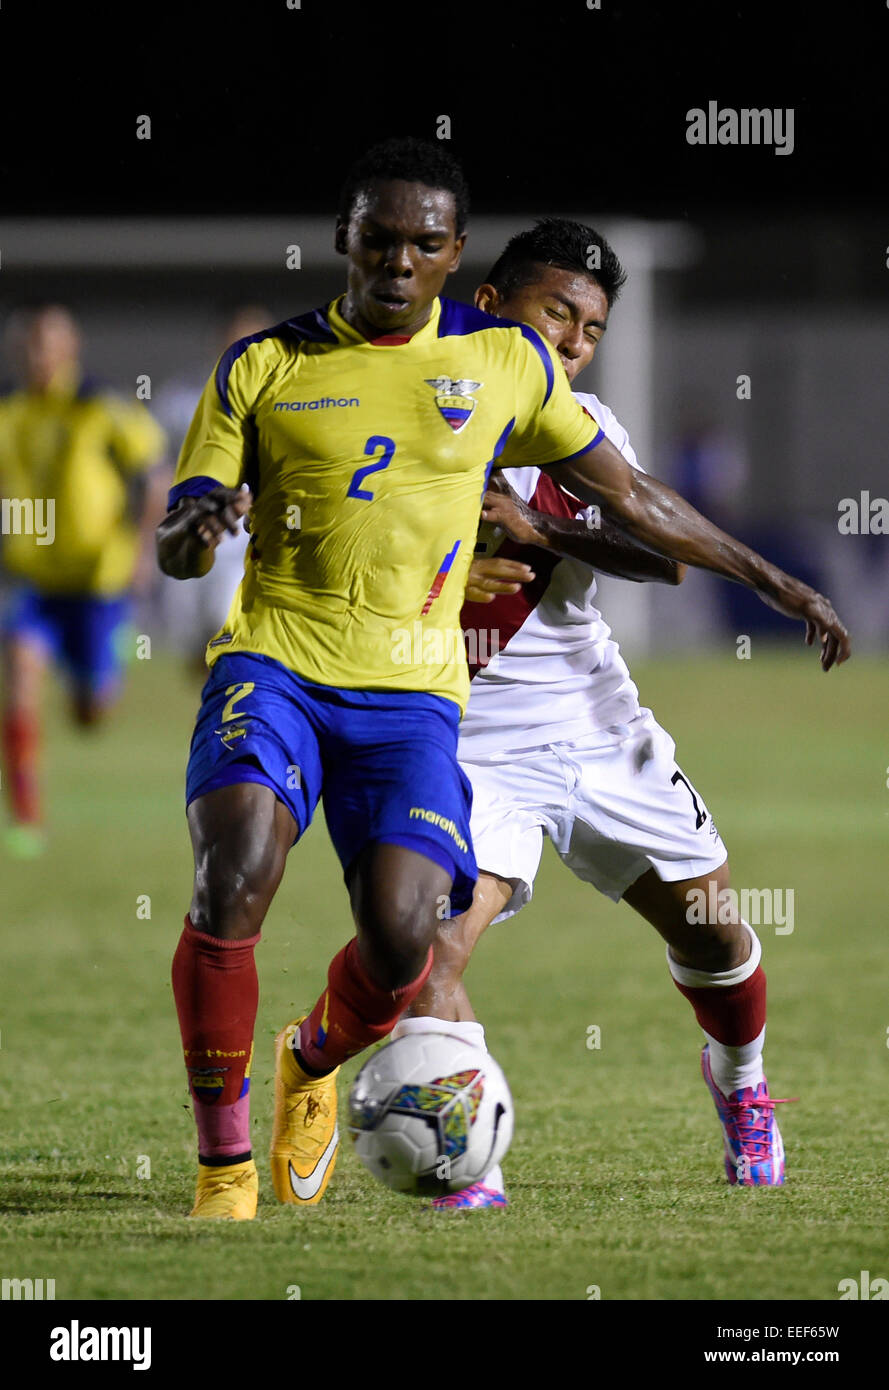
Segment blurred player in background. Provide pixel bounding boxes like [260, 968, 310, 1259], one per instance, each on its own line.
[155, 308, 269, 675]
[0, 305, 166, 857]
[394, 221, 846, 1206]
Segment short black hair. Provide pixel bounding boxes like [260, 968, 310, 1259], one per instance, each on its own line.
[337, 136, 470, 236]
[484, 218, 627, 309]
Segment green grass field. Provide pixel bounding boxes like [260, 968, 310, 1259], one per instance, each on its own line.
[1, 647, 887, 1302]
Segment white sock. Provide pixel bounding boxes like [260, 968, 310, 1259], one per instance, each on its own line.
[390, 1015, 486, 1050]
[389, 1015, 504, 1195]
[704, 1027, 766, 1098]
[667, 921, 766, 1096]
[666, 920, 761, 991]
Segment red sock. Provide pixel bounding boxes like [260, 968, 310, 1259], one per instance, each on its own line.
[2, 710, 41, 823]
[673, 966, 767, 1045]
[298, 939, 433, 1074]
[171, 915, 260, 1164]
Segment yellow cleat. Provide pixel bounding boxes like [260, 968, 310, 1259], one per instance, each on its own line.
[270, 1017, 340, 1206]
[189, 1159, 258, 1220]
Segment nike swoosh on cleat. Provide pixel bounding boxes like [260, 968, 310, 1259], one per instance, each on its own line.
[287, 1125, 339, 1201]
[481, 1102, 508, 1171]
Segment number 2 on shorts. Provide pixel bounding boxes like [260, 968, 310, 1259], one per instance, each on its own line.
[221, 682, 255, 722]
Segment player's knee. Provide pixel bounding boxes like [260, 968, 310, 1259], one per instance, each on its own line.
[349, 844, 451, 987]
[187, 786, 292, 938]
[682, 928, 743, 972]
[670, 915, 751, 973]
[357, 894, 436, 990]
[663, 863, 747, 970]
[190, 842, 277, 939]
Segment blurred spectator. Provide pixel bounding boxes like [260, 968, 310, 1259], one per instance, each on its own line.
[670, 398, 750, 530]
[0, 305, 166, 856]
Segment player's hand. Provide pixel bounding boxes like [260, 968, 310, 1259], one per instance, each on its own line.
[465, 556, 535, 604]
[481, 473, 547, 547]
[761, 579, 851, 671]
[189, 485, 253, 550]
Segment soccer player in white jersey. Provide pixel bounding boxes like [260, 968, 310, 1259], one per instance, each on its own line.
[393, 219, 831, 1206]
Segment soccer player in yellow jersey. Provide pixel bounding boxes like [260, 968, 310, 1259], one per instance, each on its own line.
[157, 138, 849, 1220]
[0, 306, 166, 857]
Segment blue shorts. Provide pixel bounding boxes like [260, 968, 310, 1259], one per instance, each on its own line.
[2, 587, 131, 698]
[186, 652, 477, 914]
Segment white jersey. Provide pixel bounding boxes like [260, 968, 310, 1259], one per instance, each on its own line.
[459, 391, 643, 756]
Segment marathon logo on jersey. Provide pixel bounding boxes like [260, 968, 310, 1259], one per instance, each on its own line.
[408, 806, 469, 855]
[424, 377, 483, 433]
[273, 397, 360, 411]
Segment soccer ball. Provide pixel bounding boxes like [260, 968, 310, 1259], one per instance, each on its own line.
[348, 1033, 514, 1195]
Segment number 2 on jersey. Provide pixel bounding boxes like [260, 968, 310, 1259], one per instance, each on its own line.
[347, 436, 395, 501]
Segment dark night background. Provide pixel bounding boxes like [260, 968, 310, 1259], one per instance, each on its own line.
[2, 0, 886, 218]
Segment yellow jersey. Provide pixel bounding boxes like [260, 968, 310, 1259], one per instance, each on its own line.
[170, 295, 602, 710]
[0, 368, 165, 596]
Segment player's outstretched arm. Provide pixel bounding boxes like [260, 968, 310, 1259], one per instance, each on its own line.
[542, 438, 851, 670]
[481, 475, 685, 585]
[156, 485, 252, 580]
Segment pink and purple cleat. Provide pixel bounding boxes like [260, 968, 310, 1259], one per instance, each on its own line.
[432, 1182, 508, 1210]
[701, 1044, 792, 1186]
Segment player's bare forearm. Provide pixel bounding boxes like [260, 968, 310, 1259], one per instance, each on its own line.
[532, 510, 685, 585]
[543, 438, 850, 669]
[545, 443, 771, 582]
[481, 473, 682, 585]
[156, 486, 252, 580]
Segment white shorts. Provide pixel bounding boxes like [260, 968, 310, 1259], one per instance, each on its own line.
[460, 709, 727, 922]
[161, 529, 249, 657]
